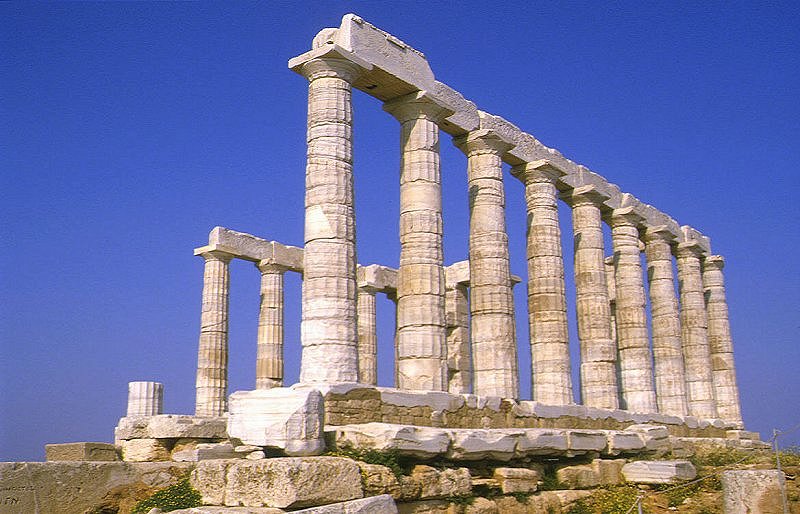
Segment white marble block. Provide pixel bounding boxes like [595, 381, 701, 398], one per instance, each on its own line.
[127, 381, 164, 417]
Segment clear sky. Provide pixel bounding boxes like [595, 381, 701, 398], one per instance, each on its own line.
[2, 2, 798, 461]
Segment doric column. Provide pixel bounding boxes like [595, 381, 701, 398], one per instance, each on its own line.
[644, 227, 689, 416]
[384, 92, 452, 391]
[445, 270, 471, 394]
[610, 208, 657, 413]
[357, 284, 379, 386]
[256, 261, 287, 389]
[703, 255, 743, 426]
[561, 186, 619, 409]
[512, 160, 572, 405]
[676, 242, 717, 419]
[195, 249, 233, 417]
[455, 129, 518, 398]
[296, 57, 362, 383]
[127, 381, 163, 417]
[605, 256, 618, 347]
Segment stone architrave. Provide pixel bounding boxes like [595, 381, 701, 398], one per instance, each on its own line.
[357, 284, 379, 385]
[384, 91, 453, 392]
[127, 381, 164, 417]
[703, 255, 743, 426]
[562, 186, 619, 410]
[512, 160, 572, 405]
[256, 261, 288, 389]
[455, 129, 518, 399]
[194, 249, 234, 417]
[676, 242, 717, 419]
[644, 227, 689, 417]
[610, 208, 657, 413]
[445, 269, 471, 394]
[296, 56, 364, 383]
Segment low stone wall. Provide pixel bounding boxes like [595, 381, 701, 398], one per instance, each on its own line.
[309, 384, 737, 437]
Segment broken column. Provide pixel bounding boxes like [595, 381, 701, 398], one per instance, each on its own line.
[676, 238, 717, 419]
[562, 186, 619, 410]
[445, 263, 471, 394]
[127, 381, 163, 417]
[256, 261, 287, 389]
[356, 283, 379, 386]
[703, 255, 743, 426]
[456, 129, 518, 399]
[195, 248, 234, 417]
[610, 207, 657, 413]
[295, 54, 363, 383]
[513, 160, 572, 405]
[644, 227, 689, 417]
[384, 92, 452, 392]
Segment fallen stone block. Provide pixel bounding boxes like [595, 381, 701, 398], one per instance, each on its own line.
[359, 462, 401, 498]
[121, 438, 172, 462]
[556, 463, 600, 489]
[172, 441, 240, 462]
[115, 415, 228, 441]
[722, 470, 787, 514]
[621, 460, 697, 484]
[604, 431, 645, 455]
[45, 442, 119, 462]
[401, 465, 471, 500]
[327, 423, 450, 459]
[492, 467, 538, 493]
[291, 494, 398, 513]
[566, 430, 607, 453]
[445, 429, 519, 461]
[591, 458, 625, 485]
[624, 424, 670, 451]
[192, 457, 363, 509]
[227, 388, 325, 456]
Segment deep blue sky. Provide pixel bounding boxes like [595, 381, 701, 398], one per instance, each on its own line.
[2, 2, 798, 461]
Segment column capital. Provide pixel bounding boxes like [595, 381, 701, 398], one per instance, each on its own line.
[644, 225, 678, 244]
[609, 206, 646, 228]
[296, 56, 364, 83]
[676, 241, 707, 259]
[511, 159, 566, 185]
[560, 185, 610, 208]
[194, 247, 235, 264]
[703, 254, 725, 270]
[453, 128, 514, 156]
[256, 260, 290, 274]
[383, 91, 455, 124]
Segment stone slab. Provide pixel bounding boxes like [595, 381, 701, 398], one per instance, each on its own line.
[292, 494, 397, 513]
[45, 442, 118, 462]
[327, 423, 450, 459]
[722, 470, 787, 514]
[621, 460, 697, 484]
[115, 415, 228, 441]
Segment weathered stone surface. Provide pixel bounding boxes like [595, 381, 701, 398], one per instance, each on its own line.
[492, 467, 538, 493]
[191, 457, 363, 509]
[556, 463, 600, 489]
[127, 381, 165, 417]
[401, 465, 471, 500]
[624, 424, 670, 452]
[396, 499, 450, 514]
[0, 461, 192, 514]
[604, 431, 645, 455]
[172, 442, 239, 462]
[328, 423, 450, 459]
[566, 430, 607, 453]
[621, 460, 697, 484]
[227, 388, 325, 456]
[291, 494, 398, 513]
[115, 414, 228, 441]
[170, 508, 283, 514]
[45, 441, 118, 462]
[358, 462, 401, 498]
[446, 429, 519, 461]
[515, 429, 569, 456]
[121, 438, 172, 462]
[592, 458, 625, 485]
[722, 470, 787, 514]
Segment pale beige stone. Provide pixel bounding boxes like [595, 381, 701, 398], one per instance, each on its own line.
[492, 467, 539, 493]
[610, 206, 657, 413]
[328, 422, 450, 459]
[171, 442, 239, 462]
[444, 273, 471, 394]
[722, 470, 787, 514]
[454, 129, 518, 399]
[356, 286, 378, 385]
[621, 459, 696, 484]
[592, 458, 625, 485]
[556, 463, 600, 488]
[644, 227, 689, 417]
[402, 465, 471, 500]
[703, 255, 743, 427]
[512, 160, 573, 406]
[562, 186, 619, 410]
[676, 240, 717, 419]
[195, 249, 234, 417]
[115, 414, 227, 441]
[384, 91, 453, 392]
[45, 442, 118, 462]
[127, 381, 164, 417]
[256, 262, 287, 389]
[291, 494, 398, 513]
[120, 439, 171, 462]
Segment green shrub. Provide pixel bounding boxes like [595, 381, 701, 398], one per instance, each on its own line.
[566, 485, 644, 514]
[130, 478, 202, 514]
[324, 447, 404, 478]
[779, 445, 800, 466]
[538, 468, 563, 491]
[690, 447, 753, 467]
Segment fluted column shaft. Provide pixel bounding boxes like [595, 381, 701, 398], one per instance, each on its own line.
[297, 58, 361, 383]
[256, 262, 287, 389]
[515, 162, 572, 405]
[644, 229, 689, 416]
[457, 130, 518, 398]
[610, 210, 657, 413]
[445, 279, 471, 394]
[703, 255, 743, 426]
[677, 243, 717, 418]
[128, 381, 164, 417]
[195, 250, 233, 417]
[564, 187, 619, 409]
[384, 92, 451, 391]
[357, 287, 378, 385]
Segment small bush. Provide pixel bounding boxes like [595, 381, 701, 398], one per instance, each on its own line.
[324, 447, 404, 478]
[779, 445, 800, 467]
[130, 478, 202, 514]
[538, 468, 563, 491]
[690, 447, 753, 467]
